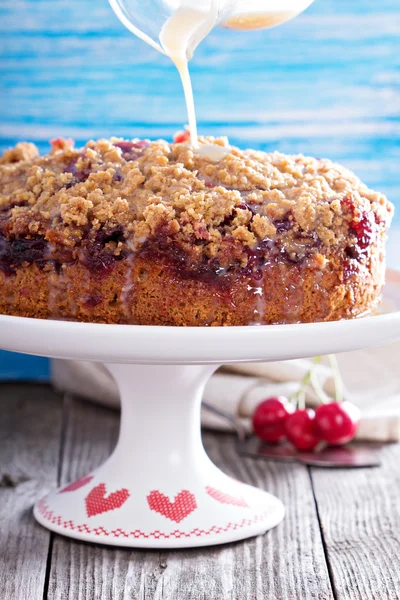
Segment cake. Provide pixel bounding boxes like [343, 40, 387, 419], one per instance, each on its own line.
[0, 136, 394, 326]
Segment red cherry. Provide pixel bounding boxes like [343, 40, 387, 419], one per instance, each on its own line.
[50, 137, 74, 150]
[252, 396, 293, 443]
[315, 401, 360, 445]
[284, 409, 321, 451]
[173, 130, 190, 143]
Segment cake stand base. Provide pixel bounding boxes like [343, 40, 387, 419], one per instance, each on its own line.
[34, 364, 284, 548]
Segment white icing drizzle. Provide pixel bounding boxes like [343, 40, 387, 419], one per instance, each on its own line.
[159, 6, 217, 149]
[196, 143, 231, 161]
[160, 5, 233, 161]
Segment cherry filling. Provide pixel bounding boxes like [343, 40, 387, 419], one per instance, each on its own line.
[81, 293, 103, 308]
[113, 140, 150, 159]
[244, 240, 275, 281]
[81, 227, 126, 277]
[1, 195, 370, 291]
[349, 214, 376, 250]
[274, 218, 293, 233]
[341, 194, 378, 262]
[64, 161, 92, 188]
[221, 203, 252, 228]
[139, 213, 322, 291]
[139, 235, 235, 291]
[344, 212, 377, 273]
[139, 233, 297, 290]
[0, 227, 125, 278]
[0, 234, 48, 275]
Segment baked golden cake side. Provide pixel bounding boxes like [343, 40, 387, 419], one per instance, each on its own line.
[0, 137, 394, 325]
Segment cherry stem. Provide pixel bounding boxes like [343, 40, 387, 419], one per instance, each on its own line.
[290, 356, 323, 410]
[310, 365, 331, 405]
[297, 390, 305, 410]
[328, 354, 343, 402]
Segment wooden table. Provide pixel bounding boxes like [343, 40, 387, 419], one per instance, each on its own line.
[1, 383, 400, 600]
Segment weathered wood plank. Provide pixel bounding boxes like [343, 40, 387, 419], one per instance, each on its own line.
[48, 396, 333, 600]
[311, 443, 400, 600]
[0, 383, 62, 600]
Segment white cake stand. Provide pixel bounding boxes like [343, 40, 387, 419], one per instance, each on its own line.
[1, 269, 400, 549]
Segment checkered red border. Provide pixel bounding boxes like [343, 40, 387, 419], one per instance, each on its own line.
[36, 498, 267, 539]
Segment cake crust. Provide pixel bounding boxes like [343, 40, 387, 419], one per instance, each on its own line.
[0, 137, 394, 325]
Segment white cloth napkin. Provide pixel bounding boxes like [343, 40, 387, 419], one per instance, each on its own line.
[51, 342, 400, 443]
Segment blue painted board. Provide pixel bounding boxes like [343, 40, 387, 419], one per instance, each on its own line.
[0, 351, 49, 380]
[0, 0, 399, 379]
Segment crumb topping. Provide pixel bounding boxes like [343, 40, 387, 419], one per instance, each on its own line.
[0, 137, 394, 268]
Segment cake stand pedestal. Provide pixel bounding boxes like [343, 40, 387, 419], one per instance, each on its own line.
[35, 363, 283, 548]
[1, 269, 400, 548]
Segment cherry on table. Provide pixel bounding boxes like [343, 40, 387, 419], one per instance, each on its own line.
[315, 401, 360, 445]
[284, 409, 321, 451]
[252, 396, 293, 444]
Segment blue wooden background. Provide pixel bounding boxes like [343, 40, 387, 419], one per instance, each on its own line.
[0, 0, 399, 379]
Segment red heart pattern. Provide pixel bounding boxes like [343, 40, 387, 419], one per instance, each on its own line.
[206, 486, 249, 508]
[85, 483, 130, 518]
[59, 475, 94, 494]
[147, 490, 197, 523]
